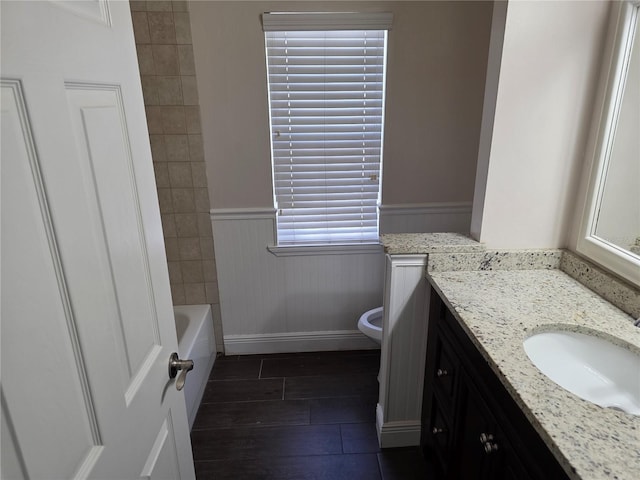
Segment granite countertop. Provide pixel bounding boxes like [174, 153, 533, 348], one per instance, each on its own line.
[379, 232, 484, 255]
[427, 268, 640, 480]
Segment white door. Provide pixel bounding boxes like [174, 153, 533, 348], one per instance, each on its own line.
[1, 1, 196, 479]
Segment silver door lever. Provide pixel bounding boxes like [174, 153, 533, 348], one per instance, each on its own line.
[168, 352, 194, 391]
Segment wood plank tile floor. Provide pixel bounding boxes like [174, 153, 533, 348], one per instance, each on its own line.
[191, 350, 434, 479]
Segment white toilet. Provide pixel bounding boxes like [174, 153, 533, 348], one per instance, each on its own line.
[358, 306, 383, 345]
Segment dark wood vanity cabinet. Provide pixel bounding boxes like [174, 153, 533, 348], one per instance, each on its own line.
[421, 287, 570, 480]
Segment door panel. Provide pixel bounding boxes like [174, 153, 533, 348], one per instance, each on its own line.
[1, 79, 102, 480]
[65, 85, 160, 381]
[1, 1, 195, 478]
[141, 415, 181, 480]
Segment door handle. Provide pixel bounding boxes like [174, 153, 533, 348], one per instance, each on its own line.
[168, 352, 194, 391]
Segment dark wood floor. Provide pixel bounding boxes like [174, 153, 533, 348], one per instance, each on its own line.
[191, 349, 433, 479]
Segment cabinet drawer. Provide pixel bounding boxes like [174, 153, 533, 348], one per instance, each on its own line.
[433, 328, 458, 403]
[425, 393, 453, 475]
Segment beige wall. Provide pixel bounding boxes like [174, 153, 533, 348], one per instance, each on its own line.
[129, 0, 223, 349]
[190, 1, 493, 209]
[472, 0, 610, 248]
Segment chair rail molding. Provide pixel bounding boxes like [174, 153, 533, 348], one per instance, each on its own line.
[378, 202, 472, 234]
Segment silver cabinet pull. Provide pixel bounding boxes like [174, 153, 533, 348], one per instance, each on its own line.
[479, 433, 499, 454]
[168, 352, 194, 391]
[436, 368, 448, 377]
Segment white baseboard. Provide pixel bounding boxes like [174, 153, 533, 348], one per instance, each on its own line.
[376, 404, 422, 448]
[223, 330, 381, 355]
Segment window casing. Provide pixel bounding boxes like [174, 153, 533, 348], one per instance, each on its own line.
[263, 13, 391, 246]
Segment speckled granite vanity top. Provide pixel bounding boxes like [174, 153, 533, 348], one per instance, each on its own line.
[426, 257, 640, 480]
[380, 232, 484, 255]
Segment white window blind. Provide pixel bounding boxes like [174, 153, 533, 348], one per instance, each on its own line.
[263, 15, 390, 245]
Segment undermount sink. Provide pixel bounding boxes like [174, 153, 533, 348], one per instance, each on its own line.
[524, 329, 640, 415]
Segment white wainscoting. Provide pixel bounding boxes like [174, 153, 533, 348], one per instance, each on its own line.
[377, 255, 429, 447]
[379, 202, 472, 234]
[211, 204, 471, 355]
[211, 208, 385, 354]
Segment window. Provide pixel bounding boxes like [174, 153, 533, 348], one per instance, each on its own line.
[262, 13, 392, 245]
[576, 0, 640, 286]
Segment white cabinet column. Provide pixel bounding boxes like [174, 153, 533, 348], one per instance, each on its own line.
[376, 254, 429, 447]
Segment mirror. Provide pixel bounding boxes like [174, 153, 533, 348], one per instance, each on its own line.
[577, 0, 640, 286]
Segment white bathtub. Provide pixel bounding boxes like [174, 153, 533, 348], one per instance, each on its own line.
[174, 305, 216, 430]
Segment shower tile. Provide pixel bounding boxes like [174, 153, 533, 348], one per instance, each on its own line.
[149, 135, 166, 162]
[177, 237, 200, 260]
[146, 0, 172, 12]
[156, 76, 183, 105]
[200, 236, 215, 259]
[164, 134, 189, 162]
[174, 12, 192, 44]
[131, 12, 151, 44]
[171, 188, 195, 213]
[184, 105, 201, 134]
[205, 282, 219, 304]
[161, 106, 186, 134]
[181, 260, 203, 283]
[164, 237, 179, 261]
[153, 162, 170, 188]
[148, 12, 176, 44]
[156, 187, 173, 213]
[170, 283, 185, 305]
[161, 213, 176, 237]
[184, 282, 206, 304]
[177, 44, 196, 74]
[190, 162, 207, 187]
[140, 76, 158, 105]
[167, 261, 183, 284]
[152, 44, 179, 75]
[172, 1, 188, 12]
[197, 212, 212, 237]
[187, 134, 204, 162]
[168, 162, 192, 188]
[130, 1, 147, 12]
[174, 213, 198, 236]
[194, 187, 210, 212]
[144, 106, 164, 134]
[136, 44, 155, 75]
[202, 260, 216, 282]
[181, 76, 199, 105]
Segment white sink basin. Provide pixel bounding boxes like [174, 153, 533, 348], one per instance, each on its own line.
[524, 330, 640, 415]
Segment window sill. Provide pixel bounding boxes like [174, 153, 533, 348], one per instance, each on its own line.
[267, 243, 384, 257]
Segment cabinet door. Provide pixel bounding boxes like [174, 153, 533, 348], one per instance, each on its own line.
[455, 371, 500, 479]
[456, 372, 535, 480]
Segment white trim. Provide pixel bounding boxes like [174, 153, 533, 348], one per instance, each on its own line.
[378, 202, 473, 216]
[210, 207, 276, 221]
[575, 1, 640, 287]
[375, 404, 422, 448]
[267, 243, 383, 257]
[223, 330, 380, 355]
[262, 12, 393, 31]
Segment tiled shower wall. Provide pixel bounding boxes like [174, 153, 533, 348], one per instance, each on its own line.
[129, 0, 223, 351]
